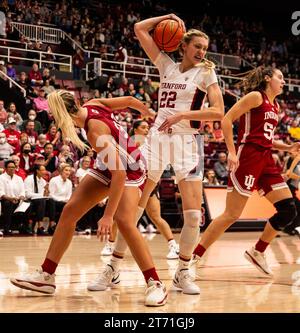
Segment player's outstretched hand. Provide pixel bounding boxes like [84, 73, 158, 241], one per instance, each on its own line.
[289, 142, 300, 154]
[97, 216, 113, 242]
[227, 152, 239, 171]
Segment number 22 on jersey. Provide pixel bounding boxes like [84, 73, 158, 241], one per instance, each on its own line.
[160, 91, 177, 108]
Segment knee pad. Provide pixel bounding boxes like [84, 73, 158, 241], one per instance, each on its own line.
[269, 198, 297, 231]
[183, 210, 202, 228]
[180, 210, 201, 257]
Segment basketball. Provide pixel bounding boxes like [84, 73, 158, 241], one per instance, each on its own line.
[153, 19, 184, 52]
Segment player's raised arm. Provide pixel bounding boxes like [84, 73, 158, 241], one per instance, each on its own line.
[134, 14, 185, 63]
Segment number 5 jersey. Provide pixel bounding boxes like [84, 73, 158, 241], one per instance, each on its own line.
[237, 91, 279, 148]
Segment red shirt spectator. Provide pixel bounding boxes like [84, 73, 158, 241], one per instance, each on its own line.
[212, 121, 224, 142]
[45, 124, 61, 147]
[35, 144, 45, 154]
[11, 155, 27, 181]
[72, 49, 84, 68]
[28, 63, 43, 86]
[17, 143, 35, 174]
[114, 42, 128, 62]
[203, 134, 216, 157]
[34, 133, 47, 154]
[2, 118, 21, 152]
[14, 166, 27, 180]
[22, 120, 38, 146]
[85, 147, 95, 168]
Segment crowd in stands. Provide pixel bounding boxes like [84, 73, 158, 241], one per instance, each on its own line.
[0, 0, 300, 236]
[0, 0, 299, 79]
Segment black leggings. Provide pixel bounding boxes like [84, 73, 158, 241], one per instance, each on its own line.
[1, 200, 26, 232]
[28, 198, 47, 222]
[47, 199, 66, 223]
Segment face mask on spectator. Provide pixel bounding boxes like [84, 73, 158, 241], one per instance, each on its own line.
[28, 115, 36, 120]
[23, 149, 31, 154]
[0, 138, 6, 144]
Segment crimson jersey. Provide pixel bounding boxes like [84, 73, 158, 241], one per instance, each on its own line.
[237, 91, 279, 148]
[83, 104, 145, 184]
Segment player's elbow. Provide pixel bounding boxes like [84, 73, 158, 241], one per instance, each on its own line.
[134, 22, 141, 36]
[127, 96, 135, 107]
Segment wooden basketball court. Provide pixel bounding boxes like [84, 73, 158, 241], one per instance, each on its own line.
[1, 232, 300, 313]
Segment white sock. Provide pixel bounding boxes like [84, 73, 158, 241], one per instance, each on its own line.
[178, 258, 190, 271]
[109, 254, 123, 272]
[168, 239, 176, 248]
[113, 232, 128, 254]
[110, 206, 145, 260]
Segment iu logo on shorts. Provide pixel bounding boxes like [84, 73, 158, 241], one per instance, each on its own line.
[244, 174, 255, 190]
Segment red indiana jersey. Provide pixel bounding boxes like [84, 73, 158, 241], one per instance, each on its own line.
[83, 103, 146, 184]
[237, 91, 279, 148]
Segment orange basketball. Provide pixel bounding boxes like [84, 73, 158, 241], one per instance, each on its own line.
[153, 19, 184, 53]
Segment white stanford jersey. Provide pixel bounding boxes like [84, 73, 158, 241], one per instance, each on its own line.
[153, 52, 218, 133]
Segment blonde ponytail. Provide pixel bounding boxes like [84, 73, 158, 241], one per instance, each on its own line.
[196, 58, 215, 70]
[47, 90, 88, 152]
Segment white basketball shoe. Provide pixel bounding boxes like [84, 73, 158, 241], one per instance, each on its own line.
[172, 269, 200, 294]
[87, 264, 120, 291]
[10, 268, 56, 294]
[145, 278, 168, 306]
[244, 247, 273, 277]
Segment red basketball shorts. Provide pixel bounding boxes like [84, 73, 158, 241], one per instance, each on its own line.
[87, 168, 146, 192]
[227, 143, 288, 197]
